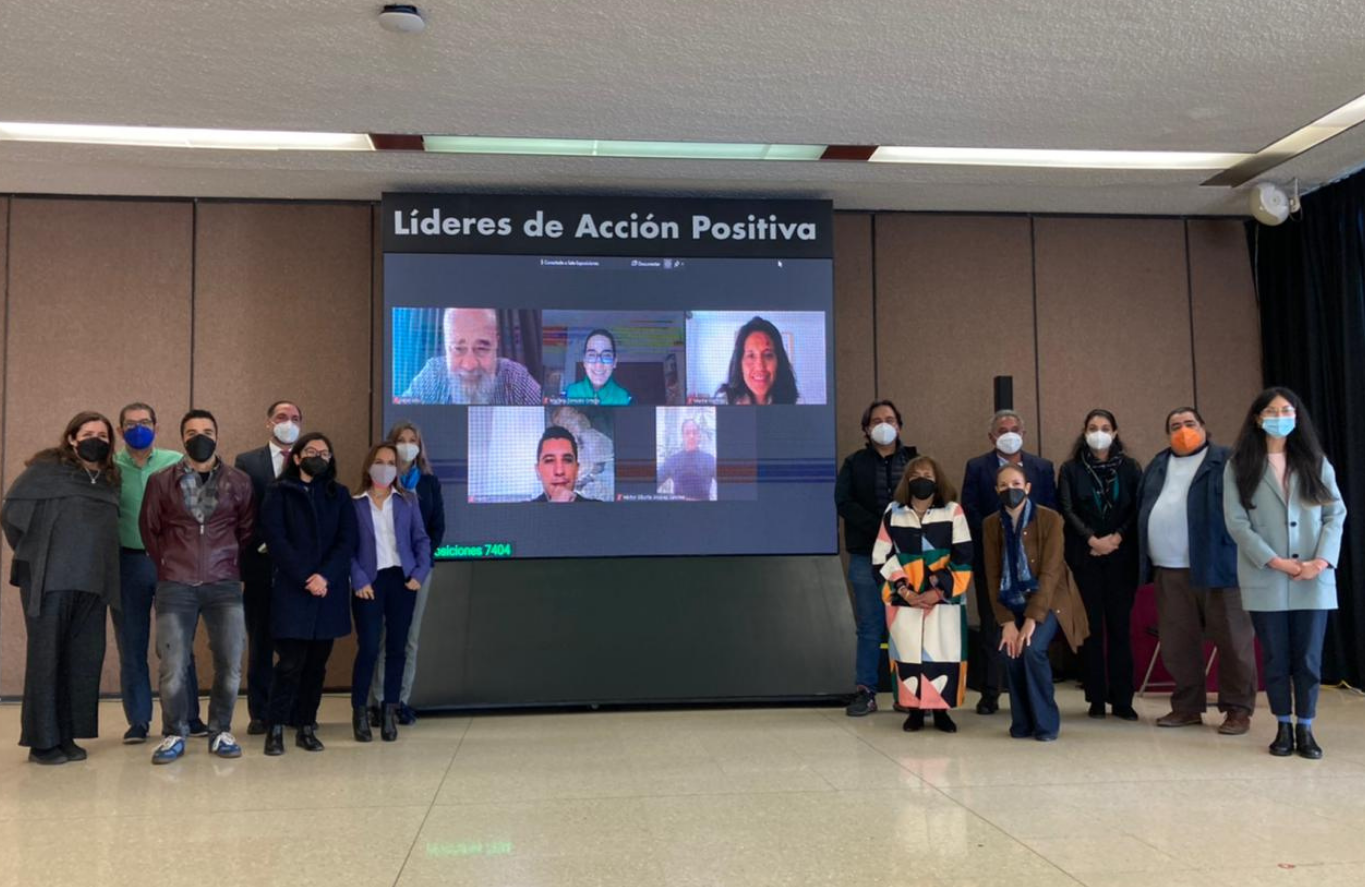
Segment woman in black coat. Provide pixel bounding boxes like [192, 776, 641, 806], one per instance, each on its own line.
[258, 432, 358, 755]
[1057, 409, 1144, 721]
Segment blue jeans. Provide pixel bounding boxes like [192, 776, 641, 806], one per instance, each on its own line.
[112, 549, 199, 729]
[155, 581, 244, 739]
[1004, 610, 1061, 738]
[1250, 609, 1329, 719]
[849, 554, 885, 691]
[351, 567, 418, 708]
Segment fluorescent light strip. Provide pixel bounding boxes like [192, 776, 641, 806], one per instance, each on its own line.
[871, 145, 1250, 170]
[0, 122, 373, 151]
[1204, 90, 1365, 187]
[422, 135, 826, 161]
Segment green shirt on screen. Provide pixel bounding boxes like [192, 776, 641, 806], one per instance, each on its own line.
[114, 447, 183, 549]
[563, 377, 633, 405]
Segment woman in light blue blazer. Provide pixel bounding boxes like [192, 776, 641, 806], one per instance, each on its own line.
[349, 443, 432, 743]
[1224, 387, 1345, 760]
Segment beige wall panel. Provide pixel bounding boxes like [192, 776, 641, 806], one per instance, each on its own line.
[193, 203, 372, 687]
[1, 198, 193, 697]
[1035, 218, 1193, 467]
[833, 214, 876, 464]
[0, 196, 13, 697]
[874, 214, 1037, 487]
[1187, 220, 1262, 441]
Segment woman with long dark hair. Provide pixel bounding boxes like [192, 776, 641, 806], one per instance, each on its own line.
[716, 316, 799, 405]
[350, 442, 431, 743]
[1057, 409, 1144, 721]
[259, 432, 358, 755]
[2, 412, 121, 764]
[366, 421, 446, 728]
[871, 456, 972, 733]
[1224, 387, 1345, 759]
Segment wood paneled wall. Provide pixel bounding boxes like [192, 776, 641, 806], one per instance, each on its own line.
[0, 200, 1262, 699]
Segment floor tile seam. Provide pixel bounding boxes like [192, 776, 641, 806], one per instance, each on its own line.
[0, 802, 435, 826]
[393, 717, 474, 887]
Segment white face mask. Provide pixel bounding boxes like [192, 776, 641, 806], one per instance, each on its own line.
[272, 421, 300, 445]
[368, 464, 398, 488]
[396, 442, 420, 463]
[1086, 430, 1114, 452]
[995, 431, 1024, 455]
[868, 423, 898, 446]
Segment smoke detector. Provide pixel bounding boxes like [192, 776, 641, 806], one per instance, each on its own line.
[379, 4, 426, 34]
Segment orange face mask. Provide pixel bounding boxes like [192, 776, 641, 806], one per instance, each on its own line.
[1171, 426, 1204, 456]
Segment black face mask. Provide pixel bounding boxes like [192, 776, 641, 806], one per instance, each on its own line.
[75, 438, 111, 464]
[998, 487, 1028, 509]
[907, 477, 937, 501]
[184, 435, 217, 463]
[300, 455, 331, 479]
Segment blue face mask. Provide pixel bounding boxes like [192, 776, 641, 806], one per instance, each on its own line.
[1262, 417, 1296, 439]
[123, 425, 155, 450]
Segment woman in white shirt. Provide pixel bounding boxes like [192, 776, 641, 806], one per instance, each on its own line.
[350, 444, 433, 743]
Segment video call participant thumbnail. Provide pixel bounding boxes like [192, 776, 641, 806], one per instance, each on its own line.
[717, 316, 800, 405]
[563, 329, 632, 405]
[402, 308, 542, 405]
[657, 419, 717, 501]
[531, 426, 601, 503]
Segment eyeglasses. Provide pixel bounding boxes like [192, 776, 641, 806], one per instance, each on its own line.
[301, 449, 331, 459]
[584, 351, 616, 366]
[122, 420, 154, 430]
[1260, 407, 1297, 418]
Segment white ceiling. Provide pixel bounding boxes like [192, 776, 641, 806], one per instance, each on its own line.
[1, 0, 1363, 214]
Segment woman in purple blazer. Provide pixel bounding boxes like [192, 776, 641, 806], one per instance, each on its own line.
[350, 443, 432, 742]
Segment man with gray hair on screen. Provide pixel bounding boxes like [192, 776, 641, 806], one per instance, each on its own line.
[402, 308, 542, 405]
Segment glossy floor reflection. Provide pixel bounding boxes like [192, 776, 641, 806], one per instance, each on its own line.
[1, 687, 1363, 886]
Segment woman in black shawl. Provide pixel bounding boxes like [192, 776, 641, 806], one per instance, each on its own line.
[2, 412, 121, 764]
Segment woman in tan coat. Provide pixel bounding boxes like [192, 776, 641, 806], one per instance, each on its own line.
[984, 463, 1089, 741]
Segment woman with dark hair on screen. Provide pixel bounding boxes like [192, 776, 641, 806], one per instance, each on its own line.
[350, 442, 431, 743]
[2, 412, 121, 764]
[564, 328, 632, 405]
[871, 456, 973, 733]
[1057, 408, 1144, 721]
[716, 315, 799, 405]
[259, 432, 358, 756]
[1224, 387, 1345, 759]
[366, 421, 446, 728]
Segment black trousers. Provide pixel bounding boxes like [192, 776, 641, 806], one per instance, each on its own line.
[22, 590, 106, 749]
[1070, 549, 1137, 708]
[267, 638, 334, 728]
[971, 563, 1006, 699]
[242, 572, 274, 721]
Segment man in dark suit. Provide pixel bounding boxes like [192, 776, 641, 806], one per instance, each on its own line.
[961, 409, 1058, 715]
[233, 400, 303, 734]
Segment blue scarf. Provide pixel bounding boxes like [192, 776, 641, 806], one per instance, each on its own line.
[998, 498, 1039, 615]
[400, 465, 421, 492]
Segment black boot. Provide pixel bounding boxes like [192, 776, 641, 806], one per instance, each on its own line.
[264, 724, 285, 756]
[368, 705, 381, 728]
[1268, 722, 1295, 757]
[1295, 724, 1323, 759]
[902, 709, 925, 732]
[296, 724, 325, 752]
[353, 706, 373, 743]
[381, 703, 399, 742]
[933, 711, 958, 733]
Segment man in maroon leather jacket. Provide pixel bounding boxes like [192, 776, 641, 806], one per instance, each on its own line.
[139, 409, 255, 763]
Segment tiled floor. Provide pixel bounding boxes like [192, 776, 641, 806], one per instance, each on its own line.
[1, 686, 1363, 886]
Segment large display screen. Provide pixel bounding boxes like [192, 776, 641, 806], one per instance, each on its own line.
[382, 195, 836, 560]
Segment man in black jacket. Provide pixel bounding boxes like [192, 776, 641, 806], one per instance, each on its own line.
[834, 400, 917, 716]
[233, 400, 303, 734]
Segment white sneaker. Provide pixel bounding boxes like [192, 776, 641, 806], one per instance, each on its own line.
[210, 732, 242, 759]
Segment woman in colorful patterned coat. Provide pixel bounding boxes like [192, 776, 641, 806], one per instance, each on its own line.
[872, 455, 973, 733]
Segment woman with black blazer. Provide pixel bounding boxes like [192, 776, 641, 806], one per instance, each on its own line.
[259, 432, 358, 755]
[1057, 409, 1144, 721]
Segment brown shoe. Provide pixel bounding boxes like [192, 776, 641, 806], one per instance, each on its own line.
[1218, 711, 1251, 735]
[1156, 711, 1203, 728]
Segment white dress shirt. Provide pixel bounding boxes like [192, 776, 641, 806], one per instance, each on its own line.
[365, 491, 401, 571]
[270, 442, 291, 478]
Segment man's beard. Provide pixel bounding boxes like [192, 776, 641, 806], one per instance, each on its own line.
[449, 366, 499, 404]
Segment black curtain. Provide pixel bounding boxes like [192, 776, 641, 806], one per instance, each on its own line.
[1248, 170, 1365, 686]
